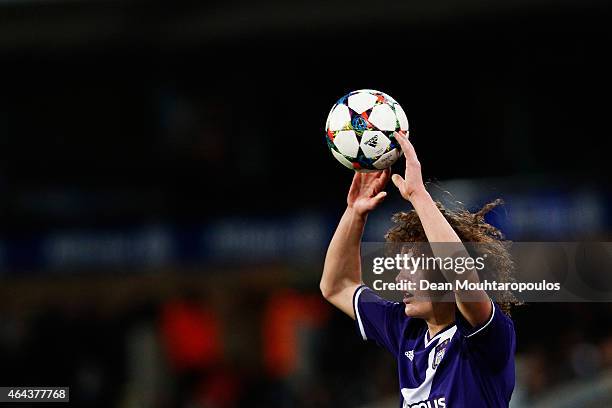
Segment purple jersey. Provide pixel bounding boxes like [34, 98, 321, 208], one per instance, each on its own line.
[353, 285, 515, 408]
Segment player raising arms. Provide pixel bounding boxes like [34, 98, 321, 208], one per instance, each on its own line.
[320, 132, 516, 408]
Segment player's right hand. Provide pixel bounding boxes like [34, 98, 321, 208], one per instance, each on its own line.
[391, 132, 426, 202]
[347, 169, 390, 216]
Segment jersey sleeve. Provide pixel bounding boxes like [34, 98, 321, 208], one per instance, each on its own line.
[455, 300, 516, 371]
[352, 285, 406, 355]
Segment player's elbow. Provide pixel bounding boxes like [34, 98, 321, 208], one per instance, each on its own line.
[319, 275, 345, 301]
[319, 280, 335, 300]
[320, 276, 358, 301]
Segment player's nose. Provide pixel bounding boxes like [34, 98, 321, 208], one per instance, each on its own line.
[395, 272, 407, 284]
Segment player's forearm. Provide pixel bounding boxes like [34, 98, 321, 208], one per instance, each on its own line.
[410, 189, 491, 324]
[409, 189, 461, 243]
[320, 206, 366, 299]
[409, 189, 470, 278]
[409, 189, 477, 276]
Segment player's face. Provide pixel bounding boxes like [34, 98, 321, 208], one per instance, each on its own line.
[403, 297, 436, 318]
[395, 267, 436, 318]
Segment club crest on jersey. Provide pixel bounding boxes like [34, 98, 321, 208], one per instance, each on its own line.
[432, 339, 449, 369]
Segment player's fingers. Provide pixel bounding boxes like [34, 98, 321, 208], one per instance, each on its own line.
[368, 171, 381, 182]
[396, 133, 417, 161]
[394, 131, 409, 150]
[391, 174, 405, 190]
[382, 167, 391, 181]
[375, 168, 391, 189]
[355, 171, 366, 187]
[372, 191, 387, 205]
[406, 145, 418, 166]
[349, 171, 360, 192]
[399, 139, 421, 176]
[363, 172, 379, 188]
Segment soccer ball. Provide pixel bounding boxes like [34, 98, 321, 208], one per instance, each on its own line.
[325, 89, 409, 172]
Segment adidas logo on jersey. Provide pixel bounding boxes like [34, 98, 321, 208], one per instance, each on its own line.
[404, 350, 414, 361]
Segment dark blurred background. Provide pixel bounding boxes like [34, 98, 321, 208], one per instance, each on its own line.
[1, 0, 612, 407]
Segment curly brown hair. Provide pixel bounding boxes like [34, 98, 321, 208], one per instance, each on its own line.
[384, 198, 520, 315]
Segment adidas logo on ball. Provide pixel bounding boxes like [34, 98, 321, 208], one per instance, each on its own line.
[364, 136, 378, 148]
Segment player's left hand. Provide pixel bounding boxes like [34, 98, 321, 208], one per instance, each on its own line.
[347, 168, 391, 216]
[391, 132, 427, 202]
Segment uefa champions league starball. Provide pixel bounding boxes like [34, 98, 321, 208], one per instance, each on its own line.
[325, 89, 409, 172]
